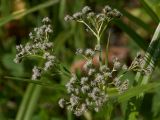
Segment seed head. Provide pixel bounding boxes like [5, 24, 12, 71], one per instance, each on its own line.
[32, 66, 41, 80]
[76, 48, 83, 55]
[58, 98, 66, 108]
[73, 12, 83, 20]
[84, 49, 95, 58]
[64, 15, 73, 22]
[13, 57, 22, 63]
[80, 77, 88, 85]
[122, 64, 128, 71]
[82, 6, 92, 14]
[88, 68, 96, 76]
[118, 80, 129, 94]
[96, 13, 106, 22]
[112, 9, 122, 18]
[100, 65, 110, 72]
[87, 12, 95, 19]
[83, 60, 93, 70]
[95, 44, 101, 51]
[103, 5, 112, 13]
[70, 94, 79, 106]
[42, 17, 51, 23]
[81, 85, 90, 94]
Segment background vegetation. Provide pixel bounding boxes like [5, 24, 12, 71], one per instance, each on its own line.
[0, 0, 160, 120]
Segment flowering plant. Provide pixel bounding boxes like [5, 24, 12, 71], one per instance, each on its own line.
[13, 5, 154, 118]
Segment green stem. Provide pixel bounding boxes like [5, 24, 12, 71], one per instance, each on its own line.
[100, 21, 110, 38]
[97, 21, 104, 35]
[67, 110, 73, 120]
[97, 36, 102, 66]
[105, 102, 113, 120]
[105, 30, 111, 66]
[78, 20, 97, 38]
[16, 84, 35, 120]
[23, 85, 42, 120]
[4, 76, 55, 87]
[16, 83, 43, 120]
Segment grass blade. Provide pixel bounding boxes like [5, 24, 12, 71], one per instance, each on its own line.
[135, 23, 160, 85]
[59, 0, 66, 22]
[16, 84, 35, 120]
[114, 20, 148, 51]
[120, 9, 154, 33]
[0, 0, 59, 26]
[4, 76, 55, 88]
[125, 23, 160, 120]
[118, 83, 160, 103]
[139, 0, 159, 24]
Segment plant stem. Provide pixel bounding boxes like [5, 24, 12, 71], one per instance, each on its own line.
[23, 85, 42, 120]
[67, 110, 73, 120]
[78, 20, 97, 38]
[97, 36, 102, 66]
[16, 84, 42, 120]
[16, 84, 35, 120]
[105, 30, 111, 66]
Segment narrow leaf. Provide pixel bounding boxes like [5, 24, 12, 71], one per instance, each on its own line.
[118, 83, 160, 102]
[139, 0, 159, 24]
[120, 9, 154, 33]
[0, 0, 59, 26]
[4, 76, 55, 88]
[114, 20, 148, 51]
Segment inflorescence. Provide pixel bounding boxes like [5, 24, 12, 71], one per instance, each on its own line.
[58, 5, 152, 116]
[59, 47, 130, 116]
[58, 5, 128, 116]
[14, 17, 56, 80]
[13, 5, 151, 117]
[64, 5, 122, 23]
[58, 48, 152, 116]
[64, 5, 122, 41]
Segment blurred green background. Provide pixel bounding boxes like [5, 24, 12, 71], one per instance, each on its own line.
[0, 0, 160, 120]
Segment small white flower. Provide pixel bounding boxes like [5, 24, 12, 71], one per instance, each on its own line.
[70, 94, 79, 106]
[32, 66, 41, 80]
[58, 99, 66, 108]
[42, 17, 50, 23]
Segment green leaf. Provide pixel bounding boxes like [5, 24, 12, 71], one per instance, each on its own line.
[4, 76, 53, 88]
[125, 22, 160, 120]
[118, 83, 160, 103]
[120, 9, 154, 33]
[59, 0, 66, 22]
[139, 0, 159, 24]
[0, 0, 11, 16]
[62, 65, 71, 74]
[0, 0, 59, 26]
[114, 20, 148, 51]
[4, 76, 65, 90]
[2, 53, 24, 76]
[135, 23, 160, 85]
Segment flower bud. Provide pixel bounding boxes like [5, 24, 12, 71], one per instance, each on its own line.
[82, 6, 92, 14]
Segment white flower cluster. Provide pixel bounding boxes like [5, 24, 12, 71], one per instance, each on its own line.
[59, 48, 129, 116]
[64, 5, 122, 23]
[129, 53, 152, 75]
[14, 17, 56, 80]
[113, 78, 129, 94]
